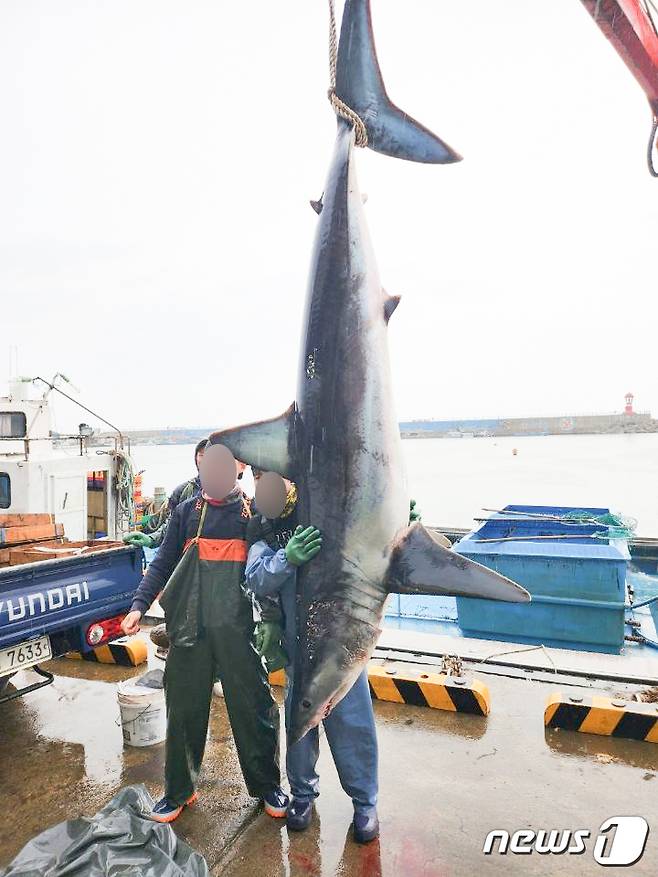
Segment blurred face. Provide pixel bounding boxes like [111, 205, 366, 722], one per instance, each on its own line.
[255, 471, 288, 519]
[199, 444, 237, 500]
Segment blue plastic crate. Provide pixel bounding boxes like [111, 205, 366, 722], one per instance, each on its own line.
[454, 505, 629, 654]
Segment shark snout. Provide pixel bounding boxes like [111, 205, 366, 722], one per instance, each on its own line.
[288, 699, 325, 747]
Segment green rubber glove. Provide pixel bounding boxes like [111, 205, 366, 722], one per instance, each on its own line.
[409, 499, 422, 523]
[284, 525, 322, 567]
[123, 531, 154, 548]
[255, 621, 288, 673]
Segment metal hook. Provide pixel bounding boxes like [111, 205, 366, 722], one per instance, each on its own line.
[648, 114, 658, 177]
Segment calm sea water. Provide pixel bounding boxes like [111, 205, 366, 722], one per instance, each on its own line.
[130, 433, 658, 536]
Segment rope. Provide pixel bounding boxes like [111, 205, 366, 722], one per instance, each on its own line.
[475, 643, 558, 674]
[140, 498, 168, 534]
[113, 449, 136, 531]
[648, 114, 658, 178]
[327, 0, 368, 147]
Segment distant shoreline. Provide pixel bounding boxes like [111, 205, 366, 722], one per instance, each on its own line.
[400, 427, 658, 439]
[61, 419, 658, 448]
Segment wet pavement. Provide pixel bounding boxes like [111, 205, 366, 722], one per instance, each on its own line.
[0, 633, 261, 870]
[2, 632, 658, 876]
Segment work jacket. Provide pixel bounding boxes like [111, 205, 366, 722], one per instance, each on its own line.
[130, 489, 252, 626]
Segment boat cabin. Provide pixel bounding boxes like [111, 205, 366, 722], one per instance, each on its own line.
[0, 378, 133, 541]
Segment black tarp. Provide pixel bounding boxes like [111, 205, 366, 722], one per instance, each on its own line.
[0, 785, 209, 876]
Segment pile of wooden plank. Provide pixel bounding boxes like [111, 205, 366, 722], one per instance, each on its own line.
[8, 540, 124, 566]
[0, 514, 125, 568]
[0, 513, 64, 544]
[0, 513, 65, 567]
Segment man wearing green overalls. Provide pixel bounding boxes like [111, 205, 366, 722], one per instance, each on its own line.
[121, 444, 287, 823]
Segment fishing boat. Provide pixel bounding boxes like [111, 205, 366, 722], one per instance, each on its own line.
[0, 374, 136, 540]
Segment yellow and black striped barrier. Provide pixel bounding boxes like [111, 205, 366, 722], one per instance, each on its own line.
[545, 692, 658, 743]
[268, 664, 490, 716]
[368, 664, 490, 716]
[67, 638, 148, 667]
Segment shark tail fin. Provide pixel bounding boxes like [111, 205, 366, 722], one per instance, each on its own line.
[335, 0, 461, 164]
[208, 404, 296, 480]
[385, 523, 531, 602]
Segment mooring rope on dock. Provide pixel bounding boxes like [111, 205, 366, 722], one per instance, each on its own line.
[474, 643, 559, 674]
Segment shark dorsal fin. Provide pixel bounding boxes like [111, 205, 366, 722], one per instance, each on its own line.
[208, 404, 296, 480]
[385, 523, 531, 602]
[383, 293, 401, 323]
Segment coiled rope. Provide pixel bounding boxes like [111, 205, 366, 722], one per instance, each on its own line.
[113, 449, 136, 530]
[327, 0, 368, 147]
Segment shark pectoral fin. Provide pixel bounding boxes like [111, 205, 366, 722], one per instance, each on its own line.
[385, 523, 531, 602]
[336, 0, 462, 164]
[208, 404, 296, 479]
[383, 293, 401, 323]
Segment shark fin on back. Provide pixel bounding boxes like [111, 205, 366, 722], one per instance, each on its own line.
[383, 293, 401, 323]
[208, 404, 296, 479]
[335, 0, 462, 164]
[385, 523, 531, 602]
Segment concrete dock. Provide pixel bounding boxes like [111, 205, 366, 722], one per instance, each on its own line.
[2, 635, 658, 875]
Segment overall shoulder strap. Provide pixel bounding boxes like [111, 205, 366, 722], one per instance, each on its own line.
[194, 501, 207, 540]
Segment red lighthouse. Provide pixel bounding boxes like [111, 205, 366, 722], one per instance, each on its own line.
[624, 393, 634, 416]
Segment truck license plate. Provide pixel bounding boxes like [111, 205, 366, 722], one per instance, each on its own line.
[0, 636, 52, 677]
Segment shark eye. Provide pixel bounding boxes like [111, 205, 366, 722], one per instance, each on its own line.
[302, 699, 312, 709]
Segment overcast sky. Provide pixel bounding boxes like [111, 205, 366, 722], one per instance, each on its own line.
[1, 0, 657, 432]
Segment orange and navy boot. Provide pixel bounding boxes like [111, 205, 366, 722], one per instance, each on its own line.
[149, 791, 198, 823]
[263, 787, 289, 818]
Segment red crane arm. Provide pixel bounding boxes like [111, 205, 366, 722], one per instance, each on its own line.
[580, 0, 658, 110]
[580, 0, 658, 172]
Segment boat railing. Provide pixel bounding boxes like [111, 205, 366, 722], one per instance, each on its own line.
[0, 433, 126, 461]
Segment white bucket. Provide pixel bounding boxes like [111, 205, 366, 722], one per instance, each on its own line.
[117, 678, 166, 747]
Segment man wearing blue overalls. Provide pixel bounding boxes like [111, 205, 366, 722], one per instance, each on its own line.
[244, 474, 379, 844]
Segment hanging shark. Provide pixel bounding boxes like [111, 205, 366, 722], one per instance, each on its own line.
[209, 0, 530, 743]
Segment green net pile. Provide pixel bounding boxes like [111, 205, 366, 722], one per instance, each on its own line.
[562, 511, 637, 541]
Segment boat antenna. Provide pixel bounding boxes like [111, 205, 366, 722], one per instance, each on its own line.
[32, 375, 125, 449]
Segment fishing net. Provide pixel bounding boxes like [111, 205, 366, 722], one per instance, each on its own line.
[562, 511, 637, 540]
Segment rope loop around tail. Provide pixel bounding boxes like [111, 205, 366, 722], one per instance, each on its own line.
[327, 0, 368, 148]
[328, 89, 369, 147]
